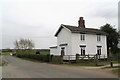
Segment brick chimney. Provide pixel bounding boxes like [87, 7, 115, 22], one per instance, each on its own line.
[78, 17, 85, 28]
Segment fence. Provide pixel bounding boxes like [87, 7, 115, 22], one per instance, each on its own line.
[63, 54, 107, 63]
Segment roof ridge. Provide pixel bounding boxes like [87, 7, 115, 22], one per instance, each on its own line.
[62, 24, 101, 30]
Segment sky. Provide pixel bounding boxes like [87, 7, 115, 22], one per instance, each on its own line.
[0, 0, 119, 49]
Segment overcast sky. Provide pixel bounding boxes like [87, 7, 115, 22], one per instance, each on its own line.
[0, 0, 119, 49]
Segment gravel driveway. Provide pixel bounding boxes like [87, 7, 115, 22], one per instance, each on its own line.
[2, 55, 118, 78]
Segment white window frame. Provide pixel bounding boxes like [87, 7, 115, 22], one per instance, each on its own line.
[97, 35, 101, 41]
[80, 34, 85, 41]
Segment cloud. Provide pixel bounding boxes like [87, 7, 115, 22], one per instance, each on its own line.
[1, 0, 119, 49]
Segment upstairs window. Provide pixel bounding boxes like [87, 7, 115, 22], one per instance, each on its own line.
[97, 35, 101, 41]
[80, 34, 85, 41]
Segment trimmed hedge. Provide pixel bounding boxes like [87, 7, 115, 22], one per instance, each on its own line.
[16, 53, 50, 62]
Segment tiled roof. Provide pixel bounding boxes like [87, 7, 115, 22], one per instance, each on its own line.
[55, 24, 108, 36]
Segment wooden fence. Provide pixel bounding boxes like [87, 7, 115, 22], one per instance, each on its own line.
[63, 54, 107, 63]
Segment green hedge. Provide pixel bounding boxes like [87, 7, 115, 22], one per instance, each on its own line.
[16, 53, 50, 62]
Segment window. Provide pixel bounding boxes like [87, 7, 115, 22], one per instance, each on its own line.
[97, 46, 102, 55]
[97, 35, 101, 41]
[80, 46, 86, 55]
[80, 34, 85, 41]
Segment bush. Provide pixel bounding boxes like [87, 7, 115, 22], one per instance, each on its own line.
[16, 53, 50, 62]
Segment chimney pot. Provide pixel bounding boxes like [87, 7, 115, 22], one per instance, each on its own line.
[78, 17, 85, 28]
[80, 17, 83, 20]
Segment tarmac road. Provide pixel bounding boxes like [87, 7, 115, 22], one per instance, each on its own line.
[2, 55, 118, 78]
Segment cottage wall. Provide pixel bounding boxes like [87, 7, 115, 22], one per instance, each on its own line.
[57, 27, 72, 55]
[71, 33, 107, 56]
[50, 48, 57, 55]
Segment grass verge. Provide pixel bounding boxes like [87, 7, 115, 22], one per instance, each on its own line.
[64, 61, 112, 67]
[102, 66, 120, 76]
[18, 57, 43, 63]
[18, 57, 63, 65]
[2, 52, 11, 55]
[0, 58, 8, 66]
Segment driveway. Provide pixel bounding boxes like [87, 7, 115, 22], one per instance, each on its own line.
[2, 55, 118, 78]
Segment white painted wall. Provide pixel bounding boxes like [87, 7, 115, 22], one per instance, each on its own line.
[71, 33, 107, 56]
[57, 27, 72, 55]
[50, 48, 58, 55]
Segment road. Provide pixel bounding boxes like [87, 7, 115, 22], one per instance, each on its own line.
[2, 55, 118, 78]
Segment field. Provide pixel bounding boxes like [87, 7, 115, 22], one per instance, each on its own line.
[15, 49, 50, 55]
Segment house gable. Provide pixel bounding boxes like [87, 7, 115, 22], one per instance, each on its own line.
[55, 24, 71, 37]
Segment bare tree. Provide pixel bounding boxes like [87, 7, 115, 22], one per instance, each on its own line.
[14, 39, 34, 50]
[14, 40, 20, 49]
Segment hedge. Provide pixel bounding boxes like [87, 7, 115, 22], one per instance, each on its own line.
[16, 53, 50, 62]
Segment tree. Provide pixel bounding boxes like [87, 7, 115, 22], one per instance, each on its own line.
[100, 24, 119, 55]
[14, 39, 34, 50]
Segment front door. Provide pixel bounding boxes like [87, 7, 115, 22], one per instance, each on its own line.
[61, 47, 65, 56]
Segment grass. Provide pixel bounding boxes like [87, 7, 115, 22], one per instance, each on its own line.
[18, 57, 63, 65]
[65, 62, 103, 67]
[19, 57, 43, 63]
[1, 52, 11, 55]
[16, 49, 50, 55]
[103, 66, 120, 68]
[19, 57, 63, 65]
[102, 65, 120, 75]
[112, 69, 120, 75]
[63, 60, 112, 67]
[64, 60, 120, 67]
[17, 56, 119, 67]
[0, 58, 7, 66]
[39, 50, 50, 55]
[49, 62, 62, 64]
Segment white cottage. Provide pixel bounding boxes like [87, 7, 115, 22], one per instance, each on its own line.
[50, 17, 108, 59]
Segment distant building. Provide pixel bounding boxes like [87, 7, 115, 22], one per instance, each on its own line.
[50, 17, 108, 60]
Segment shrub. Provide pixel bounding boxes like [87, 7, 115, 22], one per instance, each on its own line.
[16, 53, 50, 62]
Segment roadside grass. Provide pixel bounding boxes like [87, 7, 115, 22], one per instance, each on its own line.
[1, 52, 11, 55]
[112, 68, 120, 75]
[16, 57, 108, 67]
[65, 62, 102, 67]
[16, 56, 119, 67]
[49, 62, 62, 64]
[64, 59, 120, 67]
[64, 61, 112, 67]
[102, 66, 120, 75]
[18, 57, 62, 65]
[103, 66, 120, 68]
[0, 58, 7, 66]
[19, 57, 43, 63]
